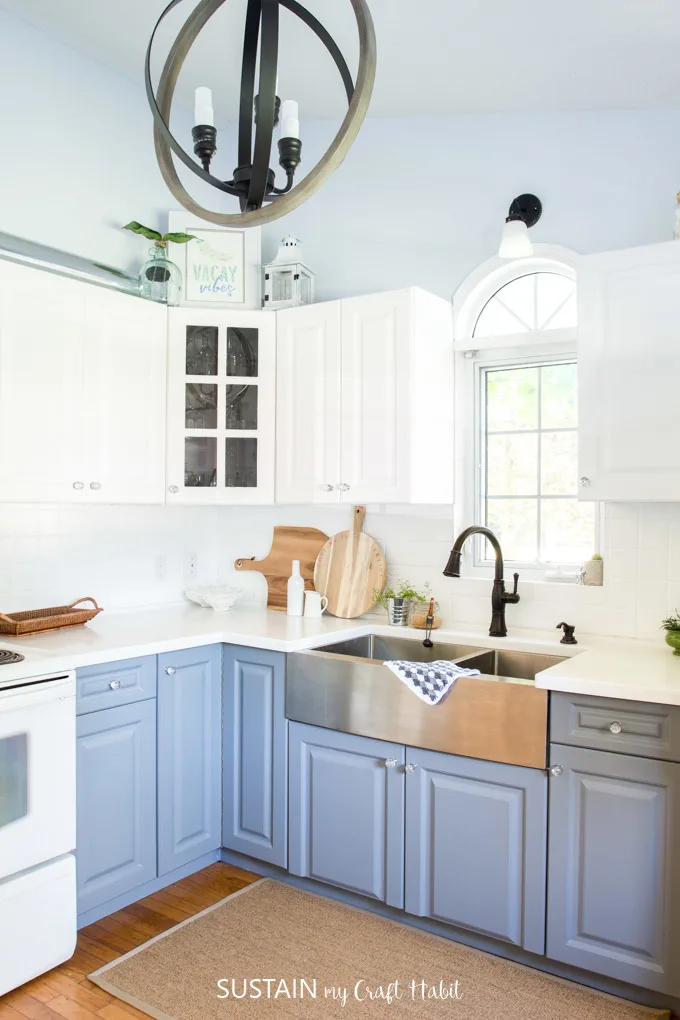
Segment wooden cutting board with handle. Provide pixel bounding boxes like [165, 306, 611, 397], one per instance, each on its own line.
[234, 527, 329, 611]
[314, 506, 387, 619]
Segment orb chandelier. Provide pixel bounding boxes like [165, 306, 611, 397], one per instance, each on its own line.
[145, 0, 376, 228]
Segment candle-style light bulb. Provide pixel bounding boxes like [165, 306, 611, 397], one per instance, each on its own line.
[281, 99, 299, 140]
[195, 86, 214, 127]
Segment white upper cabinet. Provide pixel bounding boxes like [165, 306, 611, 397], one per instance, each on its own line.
[579, 242, 680, 501]
[0, 261, 167, 504]
[166, 308, 275, 504]
[276, 288, 454, 505]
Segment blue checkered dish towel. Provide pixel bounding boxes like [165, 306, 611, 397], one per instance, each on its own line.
[383, 660, 481, 706]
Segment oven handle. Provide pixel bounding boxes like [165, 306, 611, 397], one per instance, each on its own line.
[0, 672, 75, 705]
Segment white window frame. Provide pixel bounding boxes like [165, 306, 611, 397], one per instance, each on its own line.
[453, 245, 602, 581]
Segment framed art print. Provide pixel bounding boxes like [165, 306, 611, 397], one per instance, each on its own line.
[167, 212, 262, 309]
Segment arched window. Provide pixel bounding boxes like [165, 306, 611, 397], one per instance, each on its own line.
[454, 248, 596, 573]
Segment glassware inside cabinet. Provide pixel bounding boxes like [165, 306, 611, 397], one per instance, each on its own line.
[225, 438, 257, 487]
[186, 326, 218, 375]
[226, 327, 258, 377]
[185, 384, 218, 429]
[225, 384, 258, 430]
[185, 437, 217, 487]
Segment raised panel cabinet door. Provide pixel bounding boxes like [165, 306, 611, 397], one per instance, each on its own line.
[222, 646, 287, 866]
[289, 722, 405, 908]
[275, 303, 342, 503]
[579, 241, 680, 501]
[157, 645, 222, 875]
[76, 700, 157, 915]
[82, 288, 167, 504]
[166, 309, 276, 504]
[0, 260, 86, 502]
[404, 748, 547, 955]
[340, 290, 412, 503]
[547, 745, 680, 994]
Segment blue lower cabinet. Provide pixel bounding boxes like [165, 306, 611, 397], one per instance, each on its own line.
[222, 646, 287, 867]
[157, 645, 222, 875]
[405, 748, 547, 955]
[289, 723, 405, 908]
[547, 744, 680, 994]
[76, 699, 157, 915]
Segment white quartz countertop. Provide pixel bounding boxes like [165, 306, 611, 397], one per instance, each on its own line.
[1, 601, 680, 706]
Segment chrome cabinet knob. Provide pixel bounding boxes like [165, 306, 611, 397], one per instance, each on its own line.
[550, 764, 564, 777]
[337, 482, 350, 492]
[168, 485, 179, 494]
[404, 763, 418, 774]
[609, 721, 623, 735]
[579, 477, 591, 487]
[90, 481, 101, 490]
[108, 679, 121, 690]
[321, 483, 335, 492]
[165, 666, 177, 676]
[384, 758, 397, 769]
[73, 481, 84, 490]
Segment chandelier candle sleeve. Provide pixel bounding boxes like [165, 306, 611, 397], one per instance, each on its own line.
[281, 99, 299, 139]
[194, 86, 214, 126]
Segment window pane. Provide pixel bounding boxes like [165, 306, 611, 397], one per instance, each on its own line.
[541, 500, 595, 562]
[487, 433, 538, 495]
[543, 294, 577, 329]
[537, 274, 576, 329]
[486, 499, 538, 561]
[541, 363, 577, 429]
[541, 431, 577, 495]
[474, 272, 575, 338]
[486, 367, 538, 432]
[474, 298, 528, 338]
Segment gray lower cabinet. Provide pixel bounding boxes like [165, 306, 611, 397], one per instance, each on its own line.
[157, 645, 223, 875]
[405, 747, 548, 955]
[76, 699, 157, 914]
[289, 723, 406, 908]
[547, 743, 680, 994]
[222, 646, 288, 867]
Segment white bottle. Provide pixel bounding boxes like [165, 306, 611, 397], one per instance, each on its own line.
[287, 559, 305, 617]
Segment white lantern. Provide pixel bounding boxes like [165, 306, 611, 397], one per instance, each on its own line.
[263, 235, 315, 309]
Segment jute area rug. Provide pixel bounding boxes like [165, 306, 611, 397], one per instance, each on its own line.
[89, 879, 670, 1019]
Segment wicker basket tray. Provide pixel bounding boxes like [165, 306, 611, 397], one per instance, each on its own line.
[0, 597, 103, 636]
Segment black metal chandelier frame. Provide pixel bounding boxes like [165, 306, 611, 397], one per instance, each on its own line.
[145, 0, 376, 227]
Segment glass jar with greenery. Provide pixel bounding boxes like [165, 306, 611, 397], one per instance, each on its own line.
[373, 580, 433, 627]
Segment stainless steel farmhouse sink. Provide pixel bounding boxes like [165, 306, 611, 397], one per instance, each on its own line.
[287, 635, 568, 770]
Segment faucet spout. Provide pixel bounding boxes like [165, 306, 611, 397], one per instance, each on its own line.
[443, 525, 519, 638]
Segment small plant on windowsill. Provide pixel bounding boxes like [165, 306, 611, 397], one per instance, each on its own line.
[661, 610, 680, 656]
[373, 580, 433, 627]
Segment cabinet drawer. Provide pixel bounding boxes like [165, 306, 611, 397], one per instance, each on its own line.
[551, 692, 680, 762]
[76, 657, 157, 714]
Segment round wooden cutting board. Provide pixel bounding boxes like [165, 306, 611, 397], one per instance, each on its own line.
[314, 506, 387, 619]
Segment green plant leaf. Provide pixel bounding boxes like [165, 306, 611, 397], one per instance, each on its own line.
[162, 232, 198, 244]
[123, 221, 163, 241]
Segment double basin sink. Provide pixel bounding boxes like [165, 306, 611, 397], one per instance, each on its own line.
[286, 634, 568, 770]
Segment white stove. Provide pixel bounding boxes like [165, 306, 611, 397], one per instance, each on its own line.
[0, 666, 77, 995]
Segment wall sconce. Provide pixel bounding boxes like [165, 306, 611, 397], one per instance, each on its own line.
[499, 194, 542, 258]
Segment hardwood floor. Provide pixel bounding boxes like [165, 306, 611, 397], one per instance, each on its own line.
[0, 863, 261, 1020]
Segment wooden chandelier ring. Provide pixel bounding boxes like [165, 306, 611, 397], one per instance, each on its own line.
[151, 0, 377, 227]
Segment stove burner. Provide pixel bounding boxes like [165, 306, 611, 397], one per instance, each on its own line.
[0, 649, 25, 665]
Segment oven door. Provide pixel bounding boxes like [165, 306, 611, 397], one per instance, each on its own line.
[0, 673, 75, 880]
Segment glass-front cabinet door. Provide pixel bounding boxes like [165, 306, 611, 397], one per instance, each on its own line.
[166, 310, 275, 503]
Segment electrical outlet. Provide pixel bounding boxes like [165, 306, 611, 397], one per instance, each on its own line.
[154, 554, 166, 583]
[184, 551, 197, 580]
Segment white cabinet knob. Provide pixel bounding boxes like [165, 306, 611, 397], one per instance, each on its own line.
[73, 481, 84, 490]
[404, 763, 418, 774]
[90, 481, 101, 490]
[609, 721, 623, 735]
[108, 679, 121, 690]
[338, 482, 350, 492]
[165, 666, 177, 676]
[321, 483, 334, 492]
[168, 485, 179, 494]
[384, 758, 397, 769]
[550, 764, 564, 777]
[579, 477, 591, 487]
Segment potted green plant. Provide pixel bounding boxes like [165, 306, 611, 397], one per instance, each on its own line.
[661, 611, 680, 655]
[373, 579, 433, 627]
[124, 221, 197, 305]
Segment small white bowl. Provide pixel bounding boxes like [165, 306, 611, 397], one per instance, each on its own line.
[184, 586, 242, 612]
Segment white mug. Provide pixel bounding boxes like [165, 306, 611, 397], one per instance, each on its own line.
[304, 591, 329, 618]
